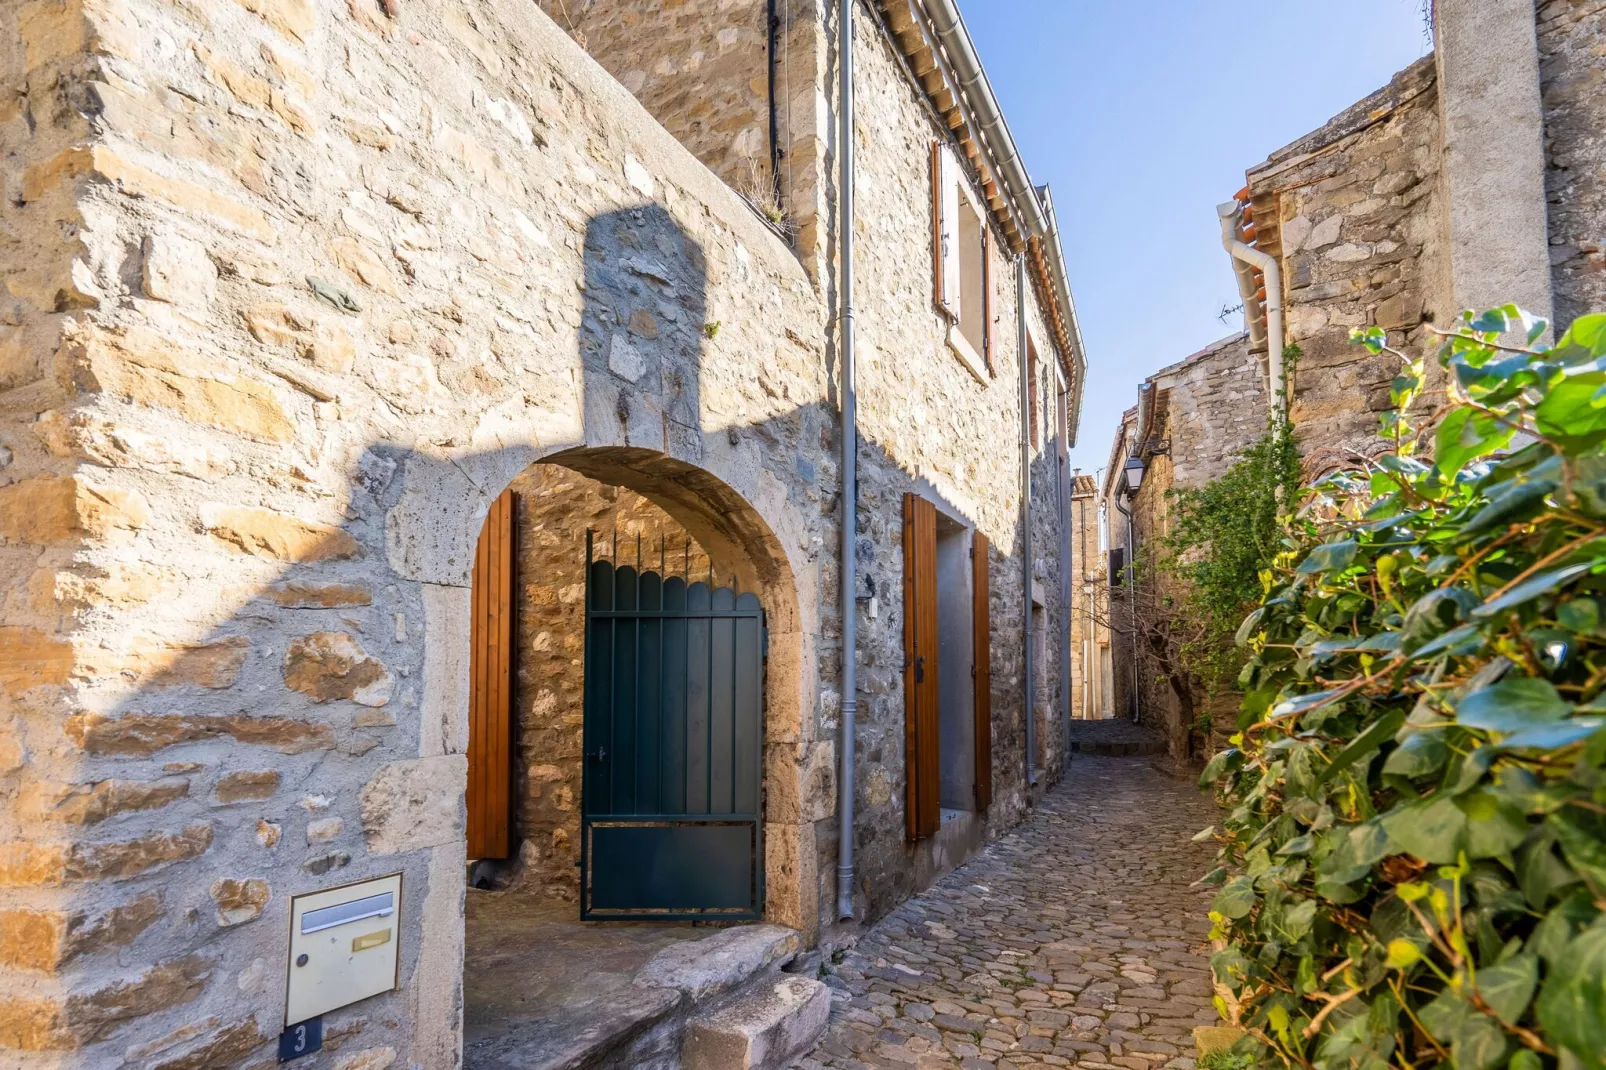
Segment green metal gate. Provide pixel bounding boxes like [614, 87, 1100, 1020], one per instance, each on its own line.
[581, 533, 764, 920]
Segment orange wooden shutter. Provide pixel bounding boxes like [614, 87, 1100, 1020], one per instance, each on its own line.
[981, 225, 995, 376]
[930, 142, 945, 312]
[467, 488, 515, 860]
[972, 531, 992, 810]
[903, 493, 940, 841]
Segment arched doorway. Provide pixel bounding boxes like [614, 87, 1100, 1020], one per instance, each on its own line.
[457, 447, 805, 1055]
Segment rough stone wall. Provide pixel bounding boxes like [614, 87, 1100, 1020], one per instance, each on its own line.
[1155, 334, 1263, 492]
[0, 0, 1073, 1062]
[503, 464, 711, 901]
[1246, 57, 1448, 478]
[1096, 337, 1264, 758]
[1068, 478, 1102, 720]
[532, 0, 772, 200]
[534, 0, 832, 273]
[0, 0, 838, 1064]
[1538, 0, 1606, 331]
[1030, 390, 1067, 781]
[824, 11, 1066, 921]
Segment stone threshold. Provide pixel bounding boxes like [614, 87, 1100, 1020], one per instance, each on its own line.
[464, 916, 810, 1070]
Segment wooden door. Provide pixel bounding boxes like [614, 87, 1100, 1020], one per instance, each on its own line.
[903, 493, 940, 841]
[972, 531, 992, 810]
[467, 489, 515, 860]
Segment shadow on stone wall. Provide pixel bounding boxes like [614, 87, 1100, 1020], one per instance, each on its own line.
[10, 200, 1051, 1064]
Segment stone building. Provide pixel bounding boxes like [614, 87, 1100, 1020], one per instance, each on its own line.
[0, 0, 1085, 1066]
[1100, 335, 1264, 761]
[1066, 473, 1111, 722]
[1101, 0, 1606, 771]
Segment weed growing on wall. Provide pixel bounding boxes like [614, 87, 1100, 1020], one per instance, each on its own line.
[1200, 308, 1606, 1068]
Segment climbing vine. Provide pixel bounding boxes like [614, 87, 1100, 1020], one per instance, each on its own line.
[1160, 345, 1304, 698]
[1200, 308, 1606, 1068]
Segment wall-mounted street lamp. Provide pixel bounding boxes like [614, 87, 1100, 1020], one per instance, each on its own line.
[1122, 456, 1146, 497]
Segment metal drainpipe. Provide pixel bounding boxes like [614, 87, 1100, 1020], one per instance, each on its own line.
[1113, 493, 1139, 723]
[1057, 382, 1072, 769]
[1018, 256, 1034, 789]
[766, 0, 783, 212]
[835, 0, 858, 923]
[1218, 201, 1285, 415]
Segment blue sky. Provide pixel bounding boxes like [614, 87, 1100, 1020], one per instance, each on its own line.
[962, 1, 1432, 481]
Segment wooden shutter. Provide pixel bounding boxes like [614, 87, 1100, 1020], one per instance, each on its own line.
[981, 224, 995, 375]
[931, 143, 959, 316]
[467, 488, 515, 860]
[972, 531, 992, 809]
[902, 493, 940, 841]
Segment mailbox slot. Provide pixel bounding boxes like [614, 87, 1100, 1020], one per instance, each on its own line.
[285, 874, 403, 1027]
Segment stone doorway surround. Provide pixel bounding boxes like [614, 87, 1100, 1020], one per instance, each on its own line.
[439, 447, 817, 1063]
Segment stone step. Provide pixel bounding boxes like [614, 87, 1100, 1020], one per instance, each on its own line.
[681, 976, 831, 1070]
[463, 923, 804, 1070]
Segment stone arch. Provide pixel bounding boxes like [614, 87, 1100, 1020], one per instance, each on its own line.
[400, 440, 811, 932]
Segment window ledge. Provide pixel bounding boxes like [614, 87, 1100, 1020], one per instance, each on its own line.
[946, 325, 989, 385]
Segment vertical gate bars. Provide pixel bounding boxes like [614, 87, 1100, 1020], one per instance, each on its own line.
[580, 527, 765, 919]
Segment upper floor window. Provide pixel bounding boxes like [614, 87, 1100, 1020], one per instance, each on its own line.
[931, 143, 994, 382]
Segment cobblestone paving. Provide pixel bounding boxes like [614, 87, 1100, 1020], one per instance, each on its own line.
[796, 756, 1220, 1070]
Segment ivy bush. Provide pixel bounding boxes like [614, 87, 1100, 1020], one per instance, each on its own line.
[1165, 346, 1304, 697]
[1200, 307, 1606, 1069]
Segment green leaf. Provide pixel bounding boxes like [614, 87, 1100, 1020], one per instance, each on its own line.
[1212, 876, 1257, 920]
[1277, 834, 1315, 857]
[1234, 607, 1266, 647]
[1558, 312, 1606, 357]
[1477, 952, 1538, 1027]
[1297, 538, 1358, 575]
[1199, 748, 1243, 788]
[1550, 811, 1606, 890]
[1436, 406, 1517, 477]
[1458, 790, 1531, 860]
[1382, 795, 1468, 864]
[1558, 597, 1602, 634]
[1281, 898, 1318, 940]
[1536, 372, 1606, 446]
[1537, 924, 1606, 1063]
[1516, 829, 1581, 911]
[1319, 708, 1407, 784]
[1473, 561, 1597, 618]
[1383, 731, 1451, 779]
[1497, 717, 1606, 751]
[1461, 477, 1556, 536]
[1451, 1014, 1510, 1070]
[1270, 686, 1350, 720]
[1509, 1051, 1543, 1070]
[1409, 622, 1485, 661]
[1456, 677, 1571, 734]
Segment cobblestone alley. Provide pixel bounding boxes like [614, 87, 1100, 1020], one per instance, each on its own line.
[796, 755, 1220, 1070]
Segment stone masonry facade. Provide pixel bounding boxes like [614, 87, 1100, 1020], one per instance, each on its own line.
[0, 0, 1080, 1065]
[1100, 335, 1264, 760]
[1243, 56, 1447, 479]
[1539, 0, 1606, 330]
[1104, 3, 1606, 772]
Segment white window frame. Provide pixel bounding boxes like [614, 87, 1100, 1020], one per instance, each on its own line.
[934, 144, 990, 385]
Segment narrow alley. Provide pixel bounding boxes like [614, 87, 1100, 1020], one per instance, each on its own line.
[797, 757, 1219, 1070]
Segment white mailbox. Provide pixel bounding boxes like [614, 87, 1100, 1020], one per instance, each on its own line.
[285, 874, 402, 1026]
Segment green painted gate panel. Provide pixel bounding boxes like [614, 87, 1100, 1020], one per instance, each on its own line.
[581, 537, 764, 920]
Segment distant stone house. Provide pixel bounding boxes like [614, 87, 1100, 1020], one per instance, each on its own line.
[1098, 334, 1263, 758]
[0, 0, 1084, 1065]
[1103, 0, 1606, 764]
